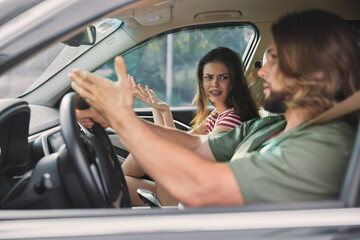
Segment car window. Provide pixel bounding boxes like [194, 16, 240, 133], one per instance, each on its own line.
[95, 23, 258, 109]
[0, 18, 122, 98]
[349, 21, 360, 48]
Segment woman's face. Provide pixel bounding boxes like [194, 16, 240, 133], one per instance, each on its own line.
[202, 62, 230, 109]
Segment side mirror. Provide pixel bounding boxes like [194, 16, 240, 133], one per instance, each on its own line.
[63, 26, 96, 47]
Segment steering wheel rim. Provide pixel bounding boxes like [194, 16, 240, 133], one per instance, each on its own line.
[59, 92, 131, 208]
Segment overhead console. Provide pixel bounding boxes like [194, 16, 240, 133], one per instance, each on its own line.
[118, 0, 175, 26]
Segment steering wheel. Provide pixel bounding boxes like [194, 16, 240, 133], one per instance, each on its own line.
[59, 92, 131, 208]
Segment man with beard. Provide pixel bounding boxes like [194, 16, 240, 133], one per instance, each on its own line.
[69, 9, 360, 206]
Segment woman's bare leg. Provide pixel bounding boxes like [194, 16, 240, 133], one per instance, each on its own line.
[122, 154, 145, 177]
[156, 184, 179, 206]
[125, 176, 156, 206]
[123, 154, 178, 206]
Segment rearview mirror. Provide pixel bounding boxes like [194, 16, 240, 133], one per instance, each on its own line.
[63, 26, 96, 47]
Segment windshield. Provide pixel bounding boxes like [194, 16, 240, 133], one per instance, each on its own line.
[0, 18, 122, 98]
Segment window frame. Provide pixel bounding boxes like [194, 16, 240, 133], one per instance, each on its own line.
[121, 21, 259, 67]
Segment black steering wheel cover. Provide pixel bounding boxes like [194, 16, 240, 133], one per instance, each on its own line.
[59, 93, 107, 207]
[90, 123, 131, 207]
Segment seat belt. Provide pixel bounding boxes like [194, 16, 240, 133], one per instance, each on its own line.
[305, 90, 360, 127]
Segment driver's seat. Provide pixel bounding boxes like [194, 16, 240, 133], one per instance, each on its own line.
[340, 117, 360, 207]
[0, 99, 30, 200]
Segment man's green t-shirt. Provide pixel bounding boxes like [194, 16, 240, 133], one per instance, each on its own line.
[208, 115, 355, 204]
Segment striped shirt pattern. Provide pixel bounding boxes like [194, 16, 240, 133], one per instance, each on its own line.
[204, 108, 242, 135]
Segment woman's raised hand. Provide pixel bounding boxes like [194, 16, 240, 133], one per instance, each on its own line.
[130, 75, 152, 106]
[130, 76, 169, 112]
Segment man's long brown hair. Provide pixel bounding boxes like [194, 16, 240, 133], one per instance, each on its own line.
[272, 10, 360, 125]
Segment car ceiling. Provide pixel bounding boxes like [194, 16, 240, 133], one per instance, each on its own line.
[115, 0, 360, 44]
[1, 0, 359, 76]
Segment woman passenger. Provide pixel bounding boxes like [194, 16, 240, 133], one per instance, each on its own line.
[131, 47, 259, 135]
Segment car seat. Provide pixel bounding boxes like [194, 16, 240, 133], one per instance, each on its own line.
[0, 99, 30, 201]
[340, 118, 360, 207]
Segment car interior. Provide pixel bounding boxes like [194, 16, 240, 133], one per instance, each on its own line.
[0, 0, 360, 213]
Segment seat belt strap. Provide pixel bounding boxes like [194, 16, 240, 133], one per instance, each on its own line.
[305, 90, 360, 127]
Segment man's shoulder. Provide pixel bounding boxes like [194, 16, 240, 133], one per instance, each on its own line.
[299, 119, 355, 141]
[243, 115, 285, 131]
[253, 115, 285, 124]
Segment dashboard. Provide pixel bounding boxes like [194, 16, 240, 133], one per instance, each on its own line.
[31, 124, 128, 163]
[32, 126, 64, 159]
[28, 106, 189, 163]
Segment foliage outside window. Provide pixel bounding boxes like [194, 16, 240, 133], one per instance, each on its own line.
[95, 24, 257, 109]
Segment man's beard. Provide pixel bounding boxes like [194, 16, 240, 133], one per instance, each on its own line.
[261, 90, 288, 114]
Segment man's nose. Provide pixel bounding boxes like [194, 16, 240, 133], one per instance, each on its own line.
[257, 62, 268, 79]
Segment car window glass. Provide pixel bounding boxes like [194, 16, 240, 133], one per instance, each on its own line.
[94, 23, 258, 109]
[0, 18, 122, 98]
[349, 21, 360, 48]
